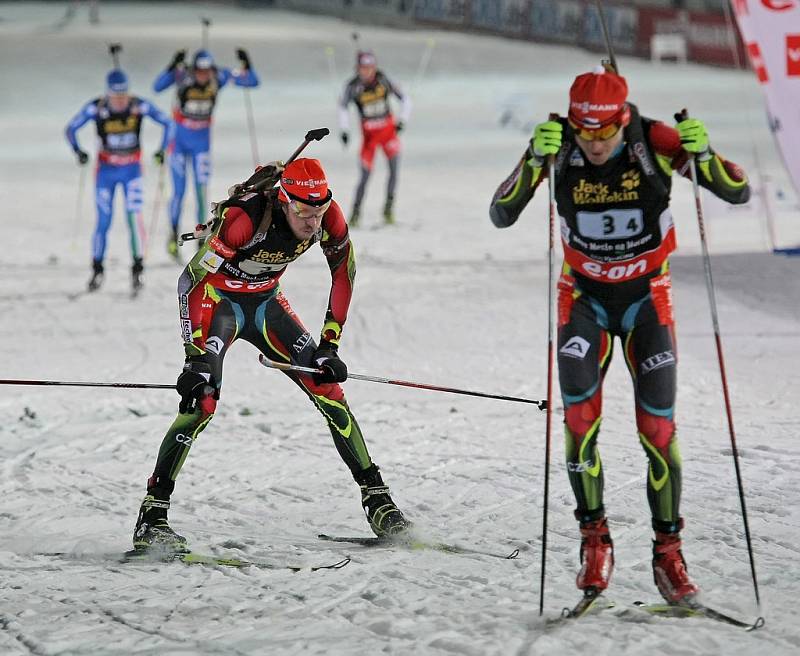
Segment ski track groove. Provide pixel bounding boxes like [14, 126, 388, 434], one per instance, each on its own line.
[0, 615, 48, 656]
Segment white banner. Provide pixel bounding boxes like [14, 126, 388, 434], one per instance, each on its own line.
[732, 0, 800, 196]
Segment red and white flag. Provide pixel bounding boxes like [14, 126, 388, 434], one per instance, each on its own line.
[733, 0, 800, 196]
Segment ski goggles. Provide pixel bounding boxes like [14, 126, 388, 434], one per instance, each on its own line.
[287, 198, 332, 220]
[568, 119, 623, 142]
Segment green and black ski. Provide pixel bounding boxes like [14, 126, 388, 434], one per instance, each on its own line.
[41, 550, 350, 572]
[546, 589, 615, 628]
[318, 533, 519, 560]
[630, 600, 765, 631]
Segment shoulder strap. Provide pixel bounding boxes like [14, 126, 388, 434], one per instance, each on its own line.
[624, 103, 669, 198]
[552, 116, 575, 190]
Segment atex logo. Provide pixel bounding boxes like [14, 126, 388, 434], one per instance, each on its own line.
[641, 350, 675, 374]
[559, 336, 591, 359]
[293, 332, 312, 353]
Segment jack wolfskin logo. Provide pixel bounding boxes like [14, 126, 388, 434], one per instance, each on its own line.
[641, 350, 675, 374]
[621, 169, 640, 190]
[559, 336, 590, 359]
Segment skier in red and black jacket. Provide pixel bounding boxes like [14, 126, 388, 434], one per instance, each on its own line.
[339, 50, 411, 227]
[490, 66, 750, 603]
[132, 158, 410, 552]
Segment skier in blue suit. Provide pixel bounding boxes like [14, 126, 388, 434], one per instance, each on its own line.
[153, 48, 259, 257]
[66, 68, 171, 292]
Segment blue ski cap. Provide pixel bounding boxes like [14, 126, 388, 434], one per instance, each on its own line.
[193, 49, 214, 70]
[106, 69, 129, 94]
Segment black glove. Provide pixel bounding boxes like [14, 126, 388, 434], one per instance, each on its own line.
[176, 359, 214, 414]
[169, 49, 186, 71]
[395, 121, 404, 133]
[236, 48, 251, 70]
[312, 341, 348, 384]
[340, 131, 349, 147]
[153, 150, 165, 166]
[75, 149, 89, 165]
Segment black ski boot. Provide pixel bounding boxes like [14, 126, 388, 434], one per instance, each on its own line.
[354, 464, 410, 537]
[133, 492, 188, 553]
[131, 257, 144, 295]
[383, 195, 395, 225]
[87, 259, 104, 292]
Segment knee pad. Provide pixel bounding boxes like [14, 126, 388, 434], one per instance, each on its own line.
[636, 407, 674, 450]
[565, 396, 602, 438]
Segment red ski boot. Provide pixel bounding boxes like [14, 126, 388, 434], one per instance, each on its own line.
[652, 531, 699, 602]
[576, 518, 614, 593]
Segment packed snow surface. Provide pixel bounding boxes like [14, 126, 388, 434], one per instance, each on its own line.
[1, 3, 799, 655]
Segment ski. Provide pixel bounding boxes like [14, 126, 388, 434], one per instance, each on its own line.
[318, 533, 519, 560]
[40, 551, 350, 572]
[121, 549, 351, 571]
[630, 600, 765, 631]
[546, 590, 614, 628]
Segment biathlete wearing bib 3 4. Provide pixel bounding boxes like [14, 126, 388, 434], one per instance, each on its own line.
[489, 66, 750, 604]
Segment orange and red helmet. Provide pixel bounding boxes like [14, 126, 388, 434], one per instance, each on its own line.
[278, 158, 332, 207]
[568, 66, 630, 136]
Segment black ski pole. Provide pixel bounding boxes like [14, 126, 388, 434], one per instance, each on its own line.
[108, 42, 122, 68]
[259, 355, 547, 409]
[69, 163, 89, 252]
[243, 85, 259, 167]
[594, 1, 618, 73]
[0, 379, 174, 390]
[201, 17, 211, 50]
[539, 115, 560, 615]
[178, 128, 330, 244]
[676, 108, 761, 609]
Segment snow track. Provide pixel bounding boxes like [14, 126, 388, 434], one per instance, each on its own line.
[1, 2, 799, 654]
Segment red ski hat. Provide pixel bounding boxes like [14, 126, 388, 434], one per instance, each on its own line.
[568, 66, 630, 130]
[278, 158, 332, 207]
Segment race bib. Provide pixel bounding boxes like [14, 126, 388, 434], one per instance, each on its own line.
[576, 208, 643, 240]
[362, 100, 388, 118]
[184, 99, 213, 117]
[106, 132, 138, 149]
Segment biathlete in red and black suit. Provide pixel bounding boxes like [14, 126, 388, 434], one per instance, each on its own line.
[132, 158, 410, 553]
[339, 50, 411, 227]
[489, 67, 750, 603]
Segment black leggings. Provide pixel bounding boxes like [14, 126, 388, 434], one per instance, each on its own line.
[557, 268, 682, 529]
[146, 286, 374, 496]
